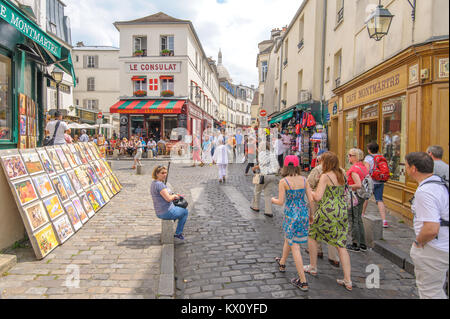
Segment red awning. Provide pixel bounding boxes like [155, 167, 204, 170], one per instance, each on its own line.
[159, 76, 174, 80]
[110, 99, 185, 114]
[131, 76, 146, 81]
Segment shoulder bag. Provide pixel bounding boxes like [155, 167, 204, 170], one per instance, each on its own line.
[44, 121, 61, 146]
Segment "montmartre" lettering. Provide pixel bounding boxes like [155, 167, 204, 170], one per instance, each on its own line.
[346, 73, 401, 105]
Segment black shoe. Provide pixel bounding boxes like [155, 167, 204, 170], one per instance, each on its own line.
[360, 244, 368, 252]
[346, 243, 360, 252]
[250, 206, 260, 212]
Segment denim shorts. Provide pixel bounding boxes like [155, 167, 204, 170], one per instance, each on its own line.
[373, 183, 384, 202]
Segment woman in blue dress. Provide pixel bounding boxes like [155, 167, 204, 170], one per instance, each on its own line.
[272, 155, 313, 291]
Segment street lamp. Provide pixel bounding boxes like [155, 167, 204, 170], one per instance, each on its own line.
[365, 1, 394, 41]
[51, 66, 64, 110]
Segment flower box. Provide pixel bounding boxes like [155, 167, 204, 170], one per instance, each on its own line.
[161, 90, 174, 97]
[133, 50, 144, 57]
[134, 90, 147, 97]
[161, 49, 173, 56]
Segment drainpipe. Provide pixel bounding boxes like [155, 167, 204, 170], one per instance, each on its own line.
[320, 0, 328, 125]
[278, 39, 284, 113]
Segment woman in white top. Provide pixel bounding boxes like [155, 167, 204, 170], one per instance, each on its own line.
[212, 139, 228, 183]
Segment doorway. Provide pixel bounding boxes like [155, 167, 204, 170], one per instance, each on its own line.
[147, 119, 161, 140]
[360, 121, 378, 154]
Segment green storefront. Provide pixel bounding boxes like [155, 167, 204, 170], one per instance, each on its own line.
[0, 0, 75, 150]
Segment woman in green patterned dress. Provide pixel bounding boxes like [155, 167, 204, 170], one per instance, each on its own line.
[304, 152, 353, 291]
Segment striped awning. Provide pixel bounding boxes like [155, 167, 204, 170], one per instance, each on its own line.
[131, 76, 146, 81]
[110, 99, 185, 114]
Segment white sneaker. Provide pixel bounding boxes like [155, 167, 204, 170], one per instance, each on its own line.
[383, 220, 389, 228]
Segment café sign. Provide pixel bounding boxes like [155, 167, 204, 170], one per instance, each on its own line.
[126, 62, 181, 73]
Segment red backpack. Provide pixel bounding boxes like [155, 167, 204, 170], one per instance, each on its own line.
[370, 155, 390, 182]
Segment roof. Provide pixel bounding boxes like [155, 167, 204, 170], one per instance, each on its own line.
[114, 12, 189, 27]
[73, 46, 119, 51]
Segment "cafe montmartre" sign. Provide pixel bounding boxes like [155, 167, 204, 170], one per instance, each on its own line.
[126, 62, 181, 73]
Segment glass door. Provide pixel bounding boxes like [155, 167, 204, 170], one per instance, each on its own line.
[360, 121, 378, 155]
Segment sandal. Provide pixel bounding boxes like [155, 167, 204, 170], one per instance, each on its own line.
[291, 278, 309, 291]
[328, 259, 340, 268]
[275, 257, 286, 273]
[303, 265, 318, 276]
[337, 279, 353, 291]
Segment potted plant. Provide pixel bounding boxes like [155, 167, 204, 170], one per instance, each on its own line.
[134, 50, 144, 56]
[134, 90, 147, 97]
[161, 49, 172, 56]
[161, 90, 174, 97]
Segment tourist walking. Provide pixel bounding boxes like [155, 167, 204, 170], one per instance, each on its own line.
[212, 139, 228, 183]
[245, 135, 257, 175]
[235, 129, 245, 163]
[406, 152, 449, 299]
[132, 137, 143, 169]
[272, 155, 313, 291]
[427, 145, 449, 184]
[306, 152, 353, 291]
[44, 110, 70, 145]
[201, 136, 213, 165]
[192, 134, 202, 167]
[346, 148, 369, 252]
[150, 165, 188, 241]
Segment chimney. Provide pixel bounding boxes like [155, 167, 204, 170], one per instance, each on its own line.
[76, 41, 85, 47]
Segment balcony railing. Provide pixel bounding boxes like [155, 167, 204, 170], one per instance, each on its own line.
[297, 39, 304, 50]
[283, 59, 288, 66]
[337, 7, 344, 24]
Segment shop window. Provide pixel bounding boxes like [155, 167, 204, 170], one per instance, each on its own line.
[164, 116, 178, 141]
[382, 96, 406, 183]
[130, 115, 144, 136]
[0, 55, 12, 141]
[344, 109, 358, 169]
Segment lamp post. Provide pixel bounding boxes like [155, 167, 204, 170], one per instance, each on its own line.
[365, 0, 394, 41]
[51, 67, 64, 110]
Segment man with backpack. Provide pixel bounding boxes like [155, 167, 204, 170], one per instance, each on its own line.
[406, 152, 449, 299]
[363, 142, 390, 228]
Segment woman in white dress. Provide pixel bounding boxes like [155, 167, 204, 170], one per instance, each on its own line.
[212, 139, 228, 183]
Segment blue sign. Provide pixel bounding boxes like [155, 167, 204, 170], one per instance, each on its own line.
[326, 113, 331, 122]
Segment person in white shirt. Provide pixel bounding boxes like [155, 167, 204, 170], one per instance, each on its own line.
[406, 152, 449, 299]
[274, 134, 285, 171]
[45, 111, 70, 145]
[212, 138, 228, 183]
[427, 145, 449, 184]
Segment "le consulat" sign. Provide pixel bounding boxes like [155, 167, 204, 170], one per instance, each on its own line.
[126, 62, 181, 73]
[0, 0, 61, 58]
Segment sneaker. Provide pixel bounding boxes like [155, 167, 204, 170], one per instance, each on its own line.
[346, 243, 360, 252]
[174, 234, 185, 240]
[383, 220, 389, 228]
[360, 244, 368, 252]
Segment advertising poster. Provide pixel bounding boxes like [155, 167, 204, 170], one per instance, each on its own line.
[72, 197, 89, 224]
[37, 149, 56, 175]
[20, 150, 44, 175]
[51, 175, 70, 202]
[80, 193, 95, 218]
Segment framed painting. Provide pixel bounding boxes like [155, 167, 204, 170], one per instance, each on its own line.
[60, 173, 76, 198]
[100, 159, 112, 175]
[96, 183, 110, 202]
[74, 166, 90, 189]
[52, 214, 74, 244]
[19, 136, 27, 149]
[20, 150, 44, 176]
[32, 174, 55, 198]
[19, 93, 26, 115]
[63, 201, 82, 231]
[67, 144, 82, 166]
[46, 147, 64, 173]
[92, 185, 106, 206]
[19, 115, 27, 135]
[13, 178, 39, 206]
[86, 189, 101, 212]
[43, 194, 65, 220]
[51, 175, 70, 202]
[33, 223, 59, 259]
[109, 175, 120, 193]
[111, 174, 122, 189]
[61, 145, 77, 168]
[104, 176, 118, 195]
[36, 149, 56, 176]
[72, 197, 89, 224]
[24, 201, 49, 232]
[67, 170, 83, 194]
[80, 193, 95, 218]
[0, 153, 28, 180]
[74, 143, 88, 164]
[80, 143, 93, 162]
[101, 179, 114, 198]
[87, 143, 98, 160]
[55, 146, 71, 170]
[91, 161, 104, 179]
[86, 165, 99, 184]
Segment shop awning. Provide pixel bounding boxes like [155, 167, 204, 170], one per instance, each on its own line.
[269, 110, 294, 124]
[0, 0, 76, 87]
[110, 99, 185, 114]
[131, 76, 146, 81]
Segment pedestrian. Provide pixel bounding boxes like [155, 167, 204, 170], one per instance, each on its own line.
[131, 137, 142, 169]
[201, 135, 213, 165]
[192, 134, 202, 167]
[127, 137, 135, 157]
[272, 155, 313, 291]
[150, 165, 188, 241]
[306, 151, 353, 291]
[274, 134, 284, 172]
[362, 142, 389, 228]
[226, 133, 236, 164]
[79, 129, 89, 142]
[44, 110, 70, 145]
[426, 145, 449, 184]
[212, 138, 228, 183]
[346, 148, 369, 252]
[250, 138, 280, 217]
[148, 138, 157, 158]
[235, 129, 244, 163]
[406, 152, 449, 299]
[306, 150, 341, 267]
[245, 135, 257, 175]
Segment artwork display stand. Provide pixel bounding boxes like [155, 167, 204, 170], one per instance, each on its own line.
[0, 142, 122, 259]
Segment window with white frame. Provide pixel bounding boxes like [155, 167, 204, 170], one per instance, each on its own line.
[87, 77, 95, 91]
[261, 61, 268, 82]
[161, 35, 174, 55]
[134, 79, 147, 92]
[86, 55, 97, 68]
[336, 0, 344, 25]
[161, 77, 174, 92]
[133, 36, 147, 55]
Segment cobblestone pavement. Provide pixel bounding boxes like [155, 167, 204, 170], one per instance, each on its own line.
[167, 162, 419, 299]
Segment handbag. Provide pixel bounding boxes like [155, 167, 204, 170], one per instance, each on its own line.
[252, 173, 264, 185]
[43, 120, 61, 146]
[173, 196, 188, 209]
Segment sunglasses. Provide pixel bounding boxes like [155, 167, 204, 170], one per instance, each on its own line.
[348, 154, 356, 157]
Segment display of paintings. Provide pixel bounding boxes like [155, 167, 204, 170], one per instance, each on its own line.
[101, 159, 113, 175]
[84, 146, 95, 161]
[104, 176, 118, 195]
[55, 147, 70, 170]
[20, 150, 44, 175]
[74, 144, 87, 164]
[46, 147, 64, 172]
[86, 165, 99, 184]
[19, 93, 26, 115]
[43, 195, 64, 220]
[100, 179, 114, 198]
[19, 136, 27, 149]
[109, 175, 120, 193]
[67, 170, 83, 194]
[24, 201, 49, 232]
[87, 143, 99, 159]
[92, 185, 106, 206]
[60, 173, 76, 198]
[72, 197, 89, 224]
[97, 183, 110, 202]
[13, 178, 39, 206]
[37, 149, 56, 175]
[68, 144, 82, 165]
[51, 175, 70, 202]
[74, 166, 90, 189]
[64, 202, 82, 231]
[61, 145, 77, 168]
[33, 224, 59, 259]
[111, 174, 122, 189]
[80, 193, 95, 218]
[53, 214, 74, 244]
[86, 189, 101, 212]
[91, 161, 104, 179]
[30, 136, 36, 148]
[32, 174, 55, 198]
[1, 154, 28, 180]
[20, 115, 27, 135]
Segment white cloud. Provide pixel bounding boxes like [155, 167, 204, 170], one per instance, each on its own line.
[65, 0, 303, 86]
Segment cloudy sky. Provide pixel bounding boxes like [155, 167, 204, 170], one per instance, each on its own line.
[65, 0, 303, 87]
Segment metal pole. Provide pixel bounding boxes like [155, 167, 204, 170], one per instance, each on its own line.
[56, 83, 60, 110]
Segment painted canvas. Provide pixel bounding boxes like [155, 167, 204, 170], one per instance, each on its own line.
[37, 149, 56, 175]
[74, 144, 87, 164]
[67, 170, 83, 194]
[61, 145, 77, 168]
[80, 143, 93, 161]
[97, 183, 110, 202]
[80, 193, 95, 218]
[111, 174, 122, 189]
[64, 202, 82, 231]
[53, 214, 74, 244]
[72, 197, 89, 224]
[43, 195, 64, 220]
[101, 159, 113, 175]
[33, 224, 58, 258]
[24, 201, 49, 232]
[86, 165, 99, 184]
[51, 175, 69, 202]
[104, 176, 117, 195]
[101, 179, 114, 198]
[46, 148, 63, 172]
[1, 155, 28, 180]
[20, 151, 44, 175]
[13, 178, 39, 206]
[86, 189, 100, 212]
[32, 174, 55, 198]
[91, 161, 103, 179]
[19, 93, 26, 115]
[19, 136, 27, 149]
[60, 173, 76, 198]
[109, 175, 120, 193]
[20, 115, 27, 135]
[92, 185, 106, 206]
[55, 147, 70, 170]
[74, 166, 90, 189]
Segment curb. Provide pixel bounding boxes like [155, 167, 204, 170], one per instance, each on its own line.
[373, 240, 414, 275]
[0, 254, 17, 275]
[158, 244, 175, 299]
